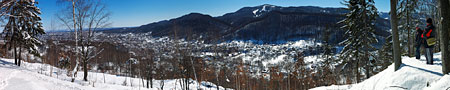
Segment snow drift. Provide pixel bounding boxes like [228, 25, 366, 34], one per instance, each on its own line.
[311, 52, 450, 90]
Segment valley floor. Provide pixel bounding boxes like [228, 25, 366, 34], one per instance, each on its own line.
[311, 52, 450, 90]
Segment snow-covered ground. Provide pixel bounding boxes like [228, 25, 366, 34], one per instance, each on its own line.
[0, 58, 230, 90]
[311, 52, 450, 90]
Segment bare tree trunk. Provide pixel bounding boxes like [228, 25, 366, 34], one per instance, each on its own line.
[146, 68, 149, 88]
[130, 63, 133, 87]
[13, 44, 17, 65]
[190, 57, 199, 89]
[186, 77, 189, 90]
[287, 71, 290, 90]
[236, 71, 239, 90]
[438, 0, 450, 74]
[141, 72, 144, 87]
[150, 75, 153, 88]
[148, 64, 153, 88]
[103, 73, 106, 83]
[216, 72, 219, 90]
[80, 18, 88, 82]
[71, 62, 79, 82]
[83, 58, 88, 81]
[50, 61, 53, 77]
[146, 71, 150, 88]
[355, 49, 360, 83]
[160, 71, 165, 90]
[391, 0, 402, 71]
[146, 76, 149, 88]
[71, 0, 78, 82]
[18, 46, 21, 66]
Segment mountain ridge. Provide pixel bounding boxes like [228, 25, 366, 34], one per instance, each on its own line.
[103, 4, 391, 44]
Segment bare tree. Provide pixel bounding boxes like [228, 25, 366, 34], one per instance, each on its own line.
[57, 0, 110, 82]
[56, 0, 79, 82]
[143, 49, 155, 88]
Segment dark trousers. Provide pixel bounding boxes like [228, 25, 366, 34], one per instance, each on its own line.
[425, 47, 433, 64]
[416, 44, 421, 59]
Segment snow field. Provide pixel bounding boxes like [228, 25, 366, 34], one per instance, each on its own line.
[311, 52, 450, 90]
[0, 58, 231, 90]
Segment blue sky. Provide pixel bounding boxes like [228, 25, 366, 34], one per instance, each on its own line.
[36, 0, 390, 30]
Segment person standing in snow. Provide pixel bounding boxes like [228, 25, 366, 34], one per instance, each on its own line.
[416, 18, 436, 64]
[415, 24, 424, 60]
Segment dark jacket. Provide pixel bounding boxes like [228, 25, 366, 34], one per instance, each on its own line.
[416, 27, 424, 46]
[422, 24, 436, 48]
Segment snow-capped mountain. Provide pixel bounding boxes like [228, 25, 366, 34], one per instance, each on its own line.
[104, 4, 391, 45]
[252, 4, 278, 17]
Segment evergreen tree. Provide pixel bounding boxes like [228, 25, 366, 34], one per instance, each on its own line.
[2, 0, 45, 66]
[375, 35, 394, 73]
[339, 0, 378, 83]
[321, 25, 336, 85]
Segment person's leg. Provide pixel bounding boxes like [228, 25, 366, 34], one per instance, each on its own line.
[425, 48, 431, 64]
[430, 47, 433, 64]
[416, 44, 421, 59]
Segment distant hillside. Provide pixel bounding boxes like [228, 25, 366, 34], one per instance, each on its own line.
[103, 4, 391, 44]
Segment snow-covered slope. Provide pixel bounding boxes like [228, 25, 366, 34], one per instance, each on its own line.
[0, 58, 230, 90]
[311, 52, 450, 90]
